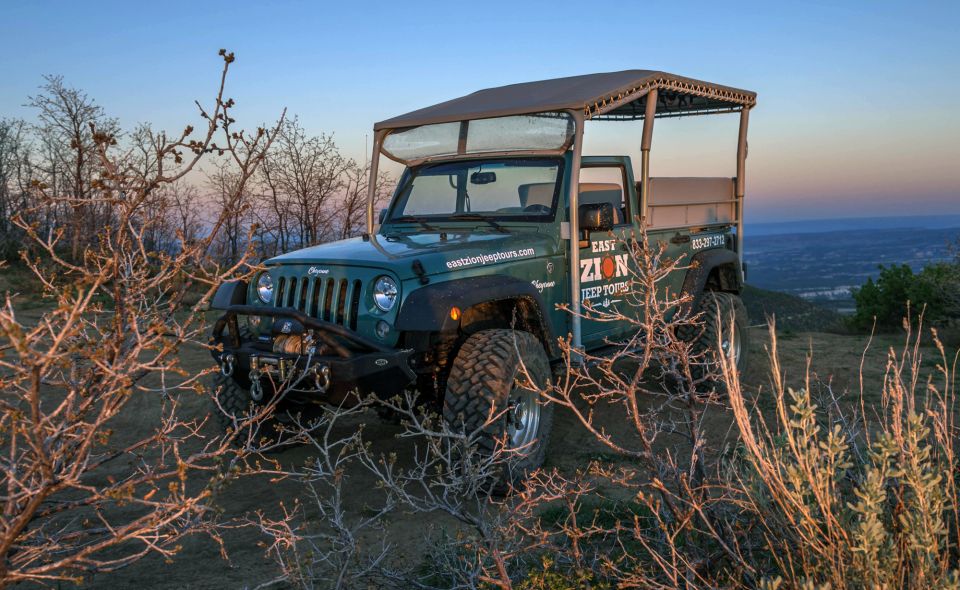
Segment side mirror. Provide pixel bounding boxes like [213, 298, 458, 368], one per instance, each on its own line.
[378, 208, 388, 224]
[578, 202, 613, 233]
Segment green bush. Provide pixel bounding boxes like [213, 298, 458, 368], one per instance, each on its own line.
[851, 261, 960, 331]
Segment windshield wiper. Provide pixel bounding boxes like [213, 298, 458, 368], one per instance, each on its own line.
[449, 213, 510, 233]
[391, 216, 439, 232]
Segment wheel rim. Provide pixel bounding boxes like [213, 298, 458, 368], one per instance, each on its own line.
[720, 321, 743, 369]
[506, 385, 541, 449]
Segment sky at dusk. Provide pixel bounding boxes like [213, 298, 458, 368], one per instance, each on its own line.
[1, 0, 957, 222]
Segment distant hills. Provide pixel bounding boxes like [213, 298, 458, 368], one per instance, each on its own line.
[747, 214, 960, 237]
[740, 285, 846, 333]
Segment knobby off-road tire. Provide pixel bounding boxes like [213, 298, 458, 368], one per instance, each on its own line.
[443, 329, 554, 492]
[682, 290, 750, 392]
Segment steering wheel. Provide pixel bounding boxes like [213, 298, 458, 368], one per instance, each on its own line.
[523, 204, 551, 214]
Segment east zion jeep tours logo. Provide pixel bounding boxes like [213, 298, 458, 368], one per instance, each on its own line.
[580, 239, 630, 305]
[580, 239, 628, 284]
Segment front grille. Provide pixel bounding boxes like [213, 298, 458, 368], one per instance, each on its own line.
[273, 275, 362, 331]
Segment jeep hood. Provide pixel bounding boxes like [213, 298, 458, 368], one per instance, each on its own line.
[265, 231, 558, 279]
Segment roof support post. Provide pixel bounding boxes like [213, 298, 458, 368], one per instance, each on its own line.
[567, 110, 585, 361]
[365, 130, 386, 235]
[735, 107, 750, 277]
[639, 89, 658, 225]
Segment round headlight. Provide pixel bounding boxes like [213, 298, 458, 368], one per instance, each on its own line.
[373, 276, 398, 312]
[256, 273, 274, 303]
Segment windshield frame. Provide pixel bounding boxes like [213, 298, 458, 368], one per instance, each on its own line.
[383, 156, 566, 225]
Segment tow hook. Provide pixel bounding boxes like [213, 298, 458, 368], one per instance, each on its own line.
[220, 353, 236, 377]
[249, 365, 264, 402]
[312, 364, 331, 392]
[248, 356, 266, 402]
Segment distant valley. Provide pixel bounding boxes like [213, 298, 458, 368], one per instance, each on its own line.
[743, 215, 960, 314]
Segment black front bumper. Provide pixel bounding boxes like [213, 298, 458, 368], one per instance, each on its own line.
[211, 304, 415, 403]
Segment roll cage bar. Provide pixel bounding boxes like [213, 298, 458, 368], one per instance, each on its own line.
[364, 70, 756, 355]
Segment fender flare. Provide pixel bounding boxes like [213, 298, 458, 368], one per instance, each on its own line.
[679, 249, 743, 315]
[211, 280, 248, 310]
[395, 275, 558, 354]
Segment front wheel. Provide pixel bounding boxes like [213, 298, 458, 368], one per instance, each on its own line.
[442, 329, 554, 490]
[210, 371, 286, 448]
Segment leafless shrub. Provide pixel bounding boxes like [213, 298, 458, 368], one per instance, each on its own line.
[334, 158, 392, 241]
[2, 76, 394, 272]
[0, 50, 285, 586]
[24, 75, 120, 262]
[244, 389, 523, 589]
[547, 228, 723, 473]
[496, 228, 755, 587]
[252, 119, 393, 259]
[0, 118, 33, 258]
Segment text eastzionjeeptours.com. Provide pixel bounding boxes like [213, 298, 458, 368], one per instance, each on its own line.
[445, 248, 536, 269]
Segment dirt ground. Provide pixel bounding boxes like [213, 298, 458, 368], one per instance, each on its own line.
[63, 324, 951, 589]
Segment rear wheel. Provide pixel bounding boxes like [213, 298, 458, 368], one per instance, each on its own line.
[683, 291, 750, 390]
[443, 329, 554, 491]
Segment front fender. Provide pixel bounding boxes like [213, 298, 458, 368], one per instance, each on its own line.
[395, 276, 557, 351]
[211, 280, 248, 309]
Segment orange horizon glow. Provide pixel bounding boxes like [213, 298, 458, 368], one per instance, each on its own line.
[1, 1, 956, 223]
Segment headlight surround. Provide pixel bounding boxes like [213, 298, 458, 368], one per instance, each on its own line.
[256, 273, 274, 303]
[373, 276, 398, 312]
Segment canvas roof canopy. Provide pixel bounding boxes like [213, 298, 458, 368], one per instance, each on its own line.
[374, 70, 756, 131]
[364, 70, 756, 351]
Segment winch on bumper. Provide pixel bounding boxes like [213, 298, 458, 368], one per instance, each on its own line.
[210, 300, 416, 406]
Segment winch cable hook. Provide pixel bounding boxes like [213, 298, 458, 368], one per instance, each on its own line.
[220, 353, 236, 378]
[249, 367, 264, 402]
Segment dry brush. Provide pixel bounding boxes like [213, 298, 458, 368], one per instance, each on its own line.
[0, 50, 285, 586]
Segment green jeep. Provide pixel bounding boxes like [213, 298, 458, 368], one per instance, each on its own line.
[210, 70, 756, 475]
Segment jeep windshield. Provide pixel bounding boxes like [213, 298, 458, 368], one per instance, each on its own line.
[387, 158, 563, 223]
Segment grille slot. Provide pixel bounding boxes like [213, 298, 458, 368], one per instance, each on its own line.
[349, 280, 361, 330]
[322, 278, 334, 321]
[275, 277, 286, 307]
[335, 279, 348, 325]
[272, 272, 363, 329]
[286, 277, 298, 308]
[298, 279, 309, 311]
[309, 279, 322, 316]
